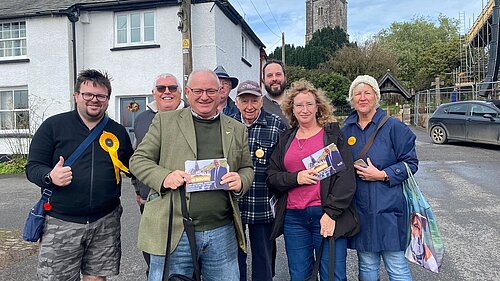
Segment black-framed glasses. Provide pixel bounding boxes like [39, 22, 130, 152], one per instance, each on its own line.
[156, 85, 179, 93]
[187, 87, 218, 97]
[79, 92, 109, 102]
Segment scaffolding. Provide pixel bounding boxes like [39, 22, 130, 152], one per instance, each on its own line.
[456, 0, 500, 98]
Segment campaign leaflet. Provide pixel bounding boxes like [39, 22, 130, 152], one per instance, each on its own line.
[185, 158, 230, 192]
[301, 143, 345, 180]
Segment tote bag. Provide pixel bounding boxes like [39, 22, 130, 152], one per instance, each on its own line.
[402, 163, 444, 273]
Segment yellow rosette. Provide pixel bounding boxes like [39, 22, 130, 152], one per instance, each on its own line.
[99, 131, 129, 184]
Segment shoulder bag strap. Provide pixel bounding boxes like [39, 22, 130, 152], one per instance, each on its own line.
[162, 192, 175, 281]
[42, 115, 109, 198]
[65, 115, 109, 167]
[308, 237, 335, 281]
[357, 115, 390, 160]
[179, 186, 202, 281]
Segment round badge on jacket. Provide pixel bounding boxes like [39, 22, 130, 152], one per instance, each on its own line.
[348, 136, 356, 146]
[255, 148, 265, 158]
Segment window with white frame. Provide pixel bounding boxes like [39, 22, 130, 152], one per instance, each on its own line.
[241, 34, 249, 60]
[0, 89, 29, 130]
[115, 11, 155, 45]
[0, 21, 27, 58]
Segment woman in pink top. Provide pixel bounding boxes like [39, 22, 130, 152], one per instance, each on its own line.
[267, 79, 359, 281]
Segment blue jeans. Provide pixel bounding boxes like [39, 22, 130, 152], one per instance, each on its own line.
[357, 251, 412, 281]
[284, 206, 347, 281]
[148, 223, 239, 281]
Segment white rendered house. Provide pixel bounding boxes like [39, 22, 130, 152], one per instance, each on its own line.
[0, 0, 266, 155]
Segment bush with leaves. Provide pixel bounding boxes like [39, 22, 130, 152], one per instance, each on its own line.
[0, 155, 27, 174]
[286, 66, 351, 108]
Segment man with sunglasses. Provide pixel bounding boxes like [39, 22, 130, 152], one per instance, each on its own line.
[131, 73, 187, 276]
[130, 69, 254, 281]
[26, 69, 133, 281]
[214, 65, 239, 116]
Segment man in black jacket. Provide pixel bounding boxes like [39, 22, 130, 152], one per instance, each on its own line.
[26, 69, 133, 281]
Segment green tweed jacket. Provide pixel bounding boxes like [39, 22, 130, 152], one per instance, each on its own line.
[130, 108, 254, 255]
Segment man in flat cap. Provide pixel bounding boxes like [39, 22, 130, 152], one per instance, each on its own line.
[232, 80, 286, 281]
[214, 65, 239, 116]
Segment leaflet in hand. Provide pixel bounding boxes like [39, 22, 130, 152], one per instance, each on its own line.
[185, 158, 230, 192]
[301, 143, 345, 180]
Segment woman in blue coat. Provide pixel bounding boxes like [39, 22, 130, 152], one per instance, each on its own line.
[341, 75, 418, 281]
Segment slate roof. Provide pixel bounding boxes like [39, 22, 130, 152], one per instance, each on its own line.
[0, 0, 114, 19]
[0, 0, 265, 48]
[378, 70, 412, 100]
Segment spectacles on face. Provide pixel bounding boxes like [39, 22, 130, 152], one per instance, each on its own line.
[220, 81, 231, 88]
[293, 102, 316, 110]
[187, 87, 219, 97]
[156, 85, 179, 93]
[79, 92, 109, 102]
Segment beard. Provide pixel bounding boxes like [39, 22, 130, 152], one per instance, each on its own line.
[265, 80, 286, 97]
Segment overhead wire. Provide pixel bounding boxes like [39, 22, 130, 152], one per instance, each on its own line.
[248, 0, 281, 38]
[234, 0, 246, 19]
[263, 0, 282, 33]
[268, 37, 282, 50]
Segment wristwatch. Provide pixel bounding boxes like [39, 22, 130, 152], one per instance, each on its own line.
[43, 173, 52, 185]
[383, 171, 389, 182]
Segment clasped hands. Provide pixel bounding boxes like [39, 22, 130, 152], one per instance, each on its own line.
[163, 170, 242, 192]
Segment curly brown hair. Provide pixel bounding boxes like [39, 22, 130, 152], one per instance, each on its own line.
[281, 79, 335, 128]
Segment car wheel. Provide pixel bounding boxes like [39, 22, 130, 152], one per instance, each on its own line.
[430, 125, 448, 144]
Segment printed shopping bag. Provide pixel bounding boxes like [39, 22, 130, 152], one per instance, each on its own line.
[402, 163, 444, 273]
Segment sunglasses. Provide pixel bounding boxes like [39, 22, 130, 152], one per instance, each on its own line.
[156, 85, 178, 93]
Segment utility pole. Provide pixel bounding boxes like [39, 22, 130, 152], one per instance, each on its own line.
[178, 0, 193, 88]
[281, 32, 285, 64]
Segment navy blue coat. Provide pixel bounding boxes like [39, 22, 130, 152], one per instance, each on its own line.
[341, 108, 418, 252]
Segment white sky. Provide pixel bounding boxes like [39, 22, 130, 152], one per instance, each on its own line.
[229, 0, 487, 53]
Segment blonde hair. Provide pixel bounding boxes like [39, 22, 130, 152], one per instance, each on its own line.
[281, 79, 335, 128]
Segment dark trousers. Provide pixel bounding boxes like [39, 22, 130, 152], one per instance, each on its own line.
[238, 222, 274, 281]
[139, 203, 151, 276]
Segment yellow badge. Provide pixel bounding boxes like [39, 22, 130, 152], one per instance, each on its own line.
[348, 136, 356, 146]
[99, 131, 130, 184]
[255, 148, 265, 158]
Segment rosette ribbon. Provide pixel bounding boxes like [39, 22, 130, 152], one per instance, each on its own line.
[99, 131, 130, 184]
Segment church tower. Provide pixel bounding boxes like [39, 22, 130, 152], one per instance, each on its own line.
[305, 0, 347, 43]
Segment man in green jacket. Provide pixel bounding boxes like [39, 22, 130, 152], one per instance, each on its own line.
[130, 69, 254, 281]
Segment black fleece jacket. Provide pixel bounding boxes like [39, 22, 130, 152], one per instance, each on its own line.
[267, 122, 360, 239]
[26, 110, 133, 224]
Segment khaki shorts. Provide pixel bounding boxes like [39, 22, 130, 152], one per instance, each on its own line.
[37, 205, 122, 281]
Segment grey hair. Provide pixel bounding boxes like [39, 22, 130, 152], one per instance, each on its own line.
[152, 73, 182, 93]
[186, 69, 220, 88]
[347, 75, 381, 108]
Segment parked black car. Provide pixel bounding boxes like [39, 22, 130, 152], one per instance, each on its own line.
[428, 100, 500, 145]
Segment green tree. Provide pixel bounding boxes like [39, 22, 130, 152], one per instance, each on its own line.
[375, 16, 460, 90]
[415, 38, 460, 89]
[269, 26, 349, 69]
[322, 40, 400, 82]
[286, 66, 351, 108]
